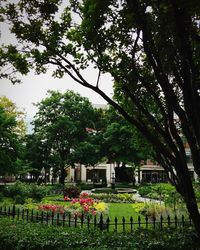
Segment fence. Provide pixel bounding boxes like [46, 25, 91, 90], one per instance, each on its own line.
[0, 205, 192, 232]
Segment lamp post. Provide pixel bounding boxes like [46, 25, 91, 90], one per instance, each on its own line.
[111, 172, 115, 189]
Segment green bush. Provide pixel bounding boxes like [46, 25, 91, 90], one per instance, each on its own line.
[4, 181, 31, 198]
[90, 193, 135, 203]
[4, 182, 50, 202]
[29, 184, 47, 202]
[63, 185, 81, 198]
[0, 217, 199, 250]
[77, 183, 95, 190]
[13, 195, 26, 204]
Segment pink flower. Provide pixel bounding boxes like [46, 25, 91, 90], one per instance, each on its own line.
[64, 196, 70, 201]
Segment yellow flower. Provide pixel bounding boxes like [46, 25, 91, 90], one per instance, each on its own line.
[94, 202, 107, 212]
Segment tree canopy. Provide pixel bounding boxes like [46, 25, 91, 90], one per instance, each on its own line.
[1, 0, 200, 236]
[0, 98, 22, 175]
[31, 90, 97, 184]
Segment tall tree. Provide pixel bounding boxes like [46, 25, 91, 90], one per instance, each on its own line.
[0, 103, 21, 175]
[1, 0, 200, 236]
[103, 107, 152, 182]
[32, 90, 97, 185]
[0, 96, 26, 137]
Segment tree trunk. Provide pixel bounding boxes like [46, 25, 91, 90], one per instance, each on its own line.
[59, 163, 65, 186]
[180, 175, 200, 238]
[185, 197, 200, 239]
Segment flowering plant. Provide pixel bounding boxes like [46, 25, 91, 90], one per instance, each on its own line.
[38, 204, 65, 214]
[64, 193, 108, 219]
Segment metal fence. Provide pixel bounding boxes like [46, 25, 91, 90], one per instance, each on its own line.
[0, 206, 192, 232]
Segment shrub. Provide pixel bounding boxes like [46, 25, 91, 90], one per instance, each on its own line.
[3, 182, 51, 202]
[29, 184, 46, 202]
[63, 185, 81, 198]
[89, 193, 135, 203]
[0, 217, 198, 250]
[13, 195, 26, 204]
[4, 181, 31, 198]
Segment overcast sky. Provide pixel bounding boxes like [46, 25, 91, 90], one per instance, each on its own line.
[0, 16, 113, 118]
[0, 68, 113, 118]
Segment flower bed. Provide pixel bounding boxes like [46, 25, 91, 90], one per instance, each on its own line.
[39, 193, 108, 219]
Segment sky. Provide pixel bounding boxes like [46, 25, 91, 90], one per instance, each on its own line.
[0, 67, 113, 118]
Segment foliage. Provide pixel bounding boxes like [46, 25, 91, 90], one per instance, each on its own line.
[89, 193, 135, 203]
[30, 90, 98, 184]
[0, 218, 199, 250]
[63, 185, 81, 198]
[3, 181, 50, 202]
[0, 104, 21, 175]
[0, 96, 26, 137]
[138, 203, 171, 220]
[138, 183, 185, 207]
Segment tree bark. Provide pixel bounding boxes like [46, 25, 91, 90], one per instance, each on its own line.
[59, 163, 65, 186]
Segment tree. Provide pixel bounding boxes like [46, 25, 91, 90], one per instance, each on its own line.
[32, 90, 97, 185]
[1, 0, 200, 236]
[0, 96, 26, 137]
[103, 107, 152, 183]
[0, 103, 21, 176]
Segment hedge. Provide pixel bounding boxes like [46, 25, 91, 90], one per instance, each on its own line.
[0, 218, 199, 250]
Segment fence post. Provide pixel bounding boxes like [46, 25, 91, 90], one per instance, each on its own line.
[22, 209, 24, 220]
[4, 207, 7, 215]
[153, 216, 156, 229]
[94, 216, 97, 229]
[145, 215, 148, 229]
[167, 215, 170, 227]
[106, 217, 110, 232]
[114, 217, 118, 232]
[99, 213, 103, 231]
[122, 216, 125, 232]
[12, 205, 15, 219]
[31, 209, 34, 222]
[160, 215, 163, 230]
[36, 211, 39, 222]
[46, 212, 49, 225]
[52, 212, 54, 225]
[26, 209, 29, 222]
[62, 213, 65, 227]
[175, 215, 177, 228]
[181, 215, 185, 227]
[17, 208, 20, 220]
[57, 213, 60, 226]
[81, 213, 84, 228]
[68, 213, 71, 227]
[130, 216, 133, 232]
[74, 214, 77, 228]
[87, 215, 90, 230]
[41, 211, 44, 224]
[8, 207, 11, 217]
[138, 216, 141, 229]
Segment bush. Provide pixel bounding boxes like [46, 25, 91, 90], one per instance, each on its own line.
[3, 182, 50, 202]
[76, 183, 94, 190]
[4, 181, 31, 198]
[63, 185, 81, 198]
[29, 184, 47, 202]
[13, 195, 26, 204]
[89, 193, 135, 203]
[0, 217, 199, 250]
